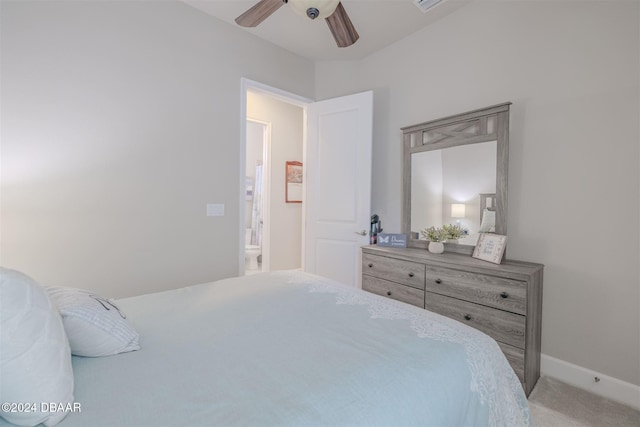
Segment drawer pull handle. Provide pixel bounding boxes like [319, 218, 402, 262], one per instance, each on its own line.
[408, 272, 414, 278]
[464, 314, 472, 321]
[386, 291, 392, 296]
[500, 292, 509, 299]
[435, 279, 442, 284]
[368, 263, 373, 268]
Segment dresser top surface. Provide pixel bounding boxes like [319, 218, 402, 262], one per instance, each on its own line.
[362, 245, 543, 277]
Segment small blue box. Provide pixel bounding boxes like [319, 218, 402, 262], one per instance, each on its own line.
[377, 233, 407, 248]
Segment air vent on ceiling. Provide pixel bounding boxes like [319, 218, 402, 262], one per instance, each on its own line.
[413, 0, 447, 13]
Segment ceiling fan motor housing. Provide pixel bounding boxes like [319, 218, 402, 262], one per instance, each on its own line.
[306, 7, 319, 19]
[289, 0, 341, 20]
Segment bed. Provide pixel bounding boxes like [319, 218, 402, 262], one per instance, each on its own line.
[1, 269, 531, 427]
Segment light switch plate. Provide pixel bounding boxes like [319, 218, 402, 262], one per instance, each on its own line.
[206, 204, 225, 217]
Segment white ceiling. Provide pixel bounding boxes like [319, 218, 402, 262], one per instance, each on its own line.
[180, 0, 472, 61]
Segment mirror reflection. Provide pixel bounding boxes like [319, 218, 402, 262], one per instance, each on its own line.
[411, 141, 497, 246]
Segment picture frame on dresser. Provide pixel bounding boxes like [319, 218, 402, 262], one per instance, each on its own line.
[472, 234, 507, 264]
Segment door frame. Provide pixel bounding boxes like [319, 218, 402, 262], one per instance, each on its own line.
[239, 78, 313, 276]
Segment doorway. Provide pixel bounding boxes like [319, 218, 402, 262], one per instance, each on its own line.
[244, 119, 269, 275]
[240, 79, 311, 276]
[239, 79, 373, 287]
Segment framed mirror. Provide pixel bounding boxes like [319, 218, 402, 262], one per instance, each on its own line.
[401, 103, 511, 254]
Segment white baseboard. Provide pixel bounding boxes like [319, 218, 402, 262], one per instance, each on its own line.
[540, 353, 640, 410]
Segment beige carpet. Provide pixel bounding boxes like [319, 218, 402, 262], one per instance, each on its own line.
[528, 376, 640, 427]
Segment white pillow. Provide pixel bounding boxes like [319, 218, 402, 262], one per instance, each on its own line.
[46, 286, 140, 357]
[0, 268, 74, 427]
[479, 208, 496, 233]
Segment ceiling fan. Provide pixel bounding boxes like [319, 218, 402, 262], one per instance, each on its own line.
[235, 0, 359, 48]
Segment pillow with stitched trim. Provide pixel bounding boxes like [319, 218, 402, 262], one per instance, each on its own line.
[0, 268, 74, 427]
[46, 286, 140, 357]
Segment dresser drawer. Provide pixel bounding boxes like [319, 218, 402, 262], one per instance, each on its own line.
[424, 266, 526, 315]
[497, 342, 525, 384]
[425, 293, 525, 349]
[363, 275, 424, 308]
[362, 253, 425, 290]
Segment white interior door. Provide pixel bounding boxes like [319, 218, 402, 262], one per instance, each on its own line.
[304, 91, 373, 288]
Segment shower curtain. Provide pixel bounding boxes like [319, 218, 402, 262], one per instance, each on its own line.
[250, 164, 263, 247]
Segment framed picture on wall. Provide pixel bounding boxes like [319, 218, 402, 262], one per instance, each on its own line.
[285, 161, 302, 203]
[472, 234, 507, 264]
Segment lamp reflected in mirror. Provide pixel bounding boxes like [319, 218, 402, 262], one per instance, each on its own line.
[451, 203, 466, 225]
[447, 203, 467, 244]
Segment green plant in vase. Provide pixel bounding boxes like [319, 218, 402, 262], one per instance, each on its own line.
[442, 224, 464, 242]
[420, 226, 446, 242]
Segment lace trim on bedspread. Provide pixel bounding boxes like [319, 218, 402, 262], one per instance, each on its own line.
[280, 271, 530, 427]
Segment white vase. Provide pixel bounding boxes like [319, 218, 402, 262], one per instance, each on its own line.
[428, 241, 444, 254]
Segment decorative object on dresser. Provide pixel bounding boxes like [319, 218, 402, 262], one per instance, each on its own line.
[362, 245, 543, 396]
[472, 233, 508, 264]
[420, 226, 446, 253]
[376, 233, 407, 248]
[428, 241, 444, 254]
[370, 214, 382, 244]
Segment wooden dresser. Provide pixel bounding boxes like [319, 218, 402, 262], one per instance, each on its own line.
[361, 245, 543, 396]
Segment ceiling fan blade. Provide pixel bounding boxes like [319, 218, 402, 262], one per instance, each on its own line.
[235, 0, 284, 28]
[325, 2, 359, 47]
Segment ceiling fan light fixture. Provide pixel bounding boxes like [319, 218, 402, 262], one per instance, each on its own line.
[289, 0, 340, 20]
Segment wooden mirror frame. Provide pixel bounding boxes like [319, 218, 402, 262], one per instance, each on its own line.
[401, 102, 511, 255]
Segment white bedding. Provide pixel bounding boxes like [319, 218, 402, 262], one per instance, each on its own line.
[3, 271, 531, 426]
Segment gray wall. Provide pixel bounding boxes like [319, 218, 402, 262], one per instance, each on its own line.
[0, 1, 314, 298]
[315, 1, 639, 387]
